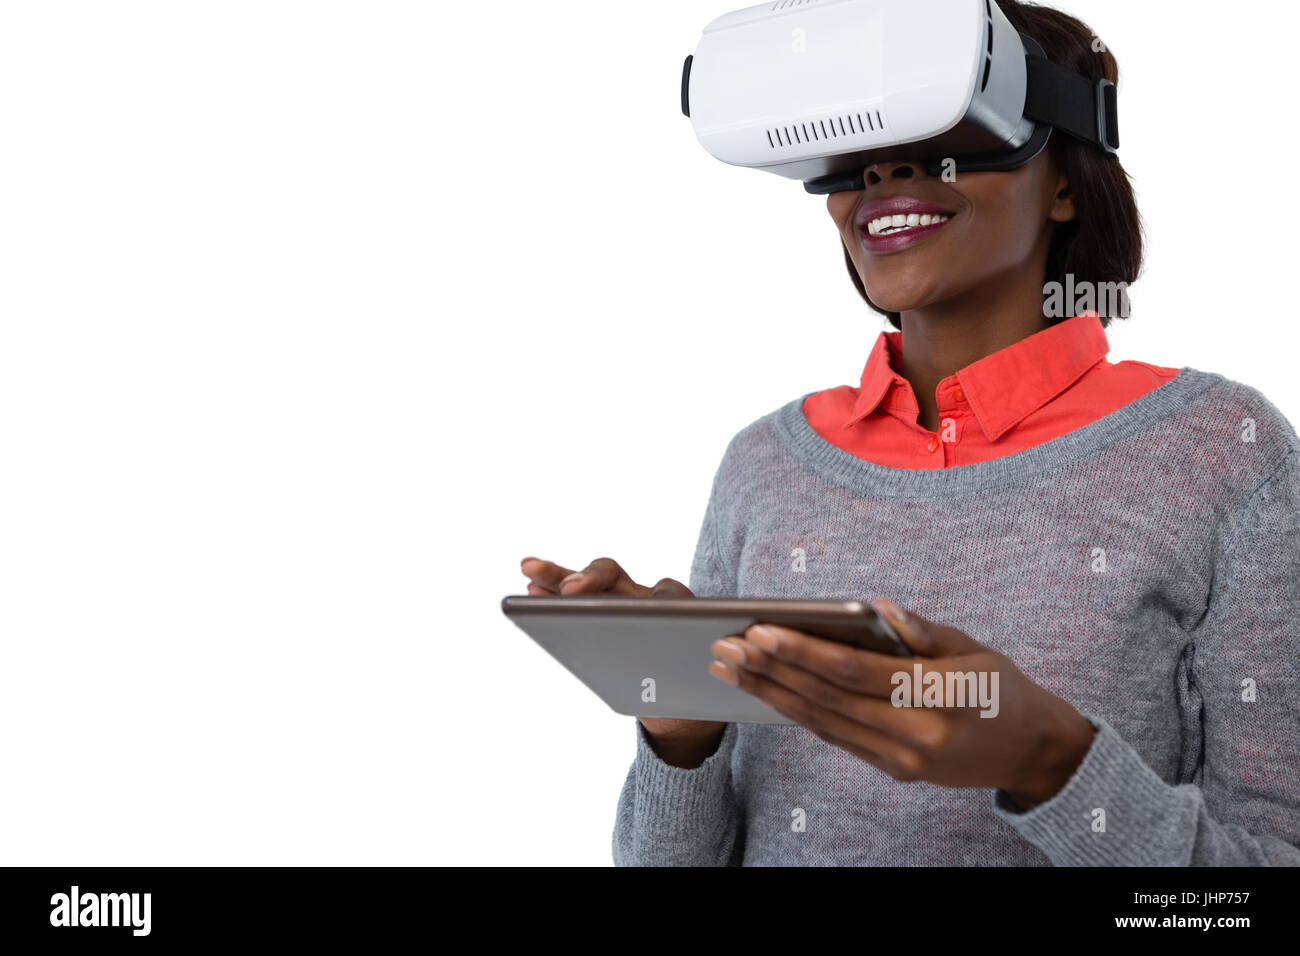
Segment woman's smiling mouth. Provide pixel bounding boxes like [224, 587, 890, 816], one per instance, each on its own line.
[856, 196, 957, 253]
[866, 212, 952, 236]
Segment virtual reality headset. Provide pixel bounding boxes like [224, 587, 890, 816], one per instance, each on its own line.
[680, 0, 1120, 194]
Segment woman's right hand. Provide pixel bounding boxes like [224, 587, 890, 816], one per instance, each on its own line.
[519, 555, 728, 768]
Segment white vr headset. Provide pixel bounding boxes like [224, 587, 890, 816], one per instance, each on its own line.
[681, 0, 1120, 193]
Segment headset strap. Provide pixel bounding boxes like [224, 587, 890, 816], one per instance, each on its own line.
[1024, 54, 1119, 155]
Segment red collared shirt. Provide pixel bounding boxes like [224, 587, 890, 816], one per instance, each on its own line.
[803, 312, 1180, 469]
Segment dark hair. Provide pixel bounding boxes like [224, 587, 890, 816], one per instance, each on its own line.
[842, 0, 1143, 329]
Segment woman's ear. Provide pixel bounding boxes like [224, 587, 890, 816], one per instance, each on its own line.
[1049, 172, 1077, 224]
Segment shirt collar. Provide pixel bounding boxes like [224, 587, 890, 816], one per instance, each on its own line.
[843, 311, 1111, 441]
[847, 331, 903, 425]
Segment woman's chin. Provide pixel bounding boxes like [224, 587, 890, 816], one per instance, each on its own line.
[864, 290, 934, 315]
[858, 270, 946, 315]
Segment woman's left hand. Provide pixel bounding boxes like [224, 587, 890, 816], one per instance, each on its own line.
[709, 599, 1096, 809]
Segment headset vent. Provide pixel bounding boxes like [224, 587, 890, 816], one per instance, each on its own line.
[766, 110, 886, 149]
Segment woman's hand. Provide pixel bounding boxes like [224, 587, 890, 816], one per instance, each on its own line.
[519, 555, 727, 768]
[708, 599, 1096, 808]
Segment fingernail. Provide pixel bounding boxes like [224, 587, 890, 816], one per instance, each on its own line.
[560, 572, 584, 589]
[711, 639, 746, 665]
[747, 625, 778, 652]
[872, 598, 905, 625]
[709, 660, 739, 685]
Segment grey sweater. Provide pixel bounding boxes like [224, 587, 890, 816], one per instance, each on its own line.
[612, 369, 1300, 865]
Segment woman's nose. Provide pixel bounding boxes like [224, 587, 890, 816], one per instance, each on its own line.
[865, 161, 919, 185]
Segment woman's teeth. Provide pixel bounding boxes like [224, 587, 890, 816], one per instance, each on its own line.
[866, 213, 951, 236]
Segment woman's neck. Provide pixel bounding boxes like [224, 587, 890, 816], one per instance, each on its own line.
[898, 277, 1050, 432]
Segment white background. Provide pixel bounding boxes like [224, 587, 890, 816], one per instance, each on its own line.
[0, 0, 1295, 866]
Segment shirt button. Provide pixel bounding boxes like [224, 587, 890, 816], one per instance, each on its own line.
[926, 436, 940, 454]
[952, 387, 966, 403]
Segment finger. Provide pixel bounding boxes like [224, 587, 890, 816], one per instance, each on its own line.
[708, 660, 921, 778]
[520, 557, 578, 593]
[741, 623, 903, 697]
[871, 599, 981, 657]
[715, 635, 913, 734]
[561, 557, 642, 595]
[649, 577, 691, 598]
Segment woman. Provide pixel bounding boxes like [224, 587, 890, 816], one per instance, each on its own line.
[520, 0, 1300, 865]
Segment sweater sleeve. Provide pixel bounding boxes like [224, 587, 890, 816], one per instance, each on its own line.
[611, 464, 747, 866]
[991, 449, 1300, 865]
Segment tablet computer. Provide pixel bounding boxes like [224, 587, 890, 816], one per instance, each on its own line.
[501, 596, 910, 725]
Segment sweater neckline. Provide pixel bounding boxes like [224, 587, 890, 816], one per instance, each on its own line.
[771, 367, 1220, 499]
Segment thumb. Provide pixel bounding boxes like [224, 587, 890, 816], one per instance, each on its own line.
[870, 598, 980, 657]
[649, 577, 692, 598]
